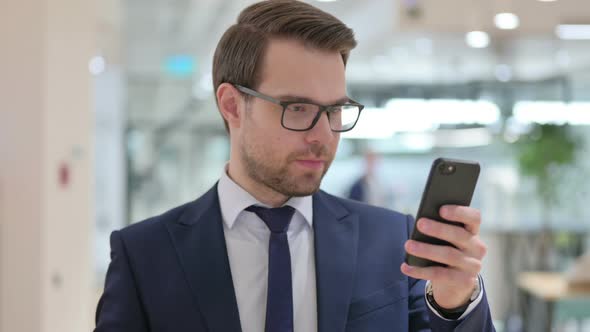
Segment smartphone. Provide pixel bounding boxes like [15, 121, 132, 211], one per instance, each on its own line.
[405, 158, 480, 267]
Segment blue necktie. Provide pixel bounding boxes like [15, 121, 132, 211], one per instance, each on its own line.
[246, 205, 296, 332]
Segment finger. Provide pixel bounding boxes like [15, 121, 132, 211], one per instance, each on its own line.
[416, 218, 471, 250]
[416, 218, 488, 259]
[405, 240, 482, 275]
[439, 205, 481, 234]
[400, 262, 475, 285]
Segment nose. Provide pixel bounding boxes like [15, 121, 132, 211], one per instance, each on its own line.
[305, 112, 336, 144]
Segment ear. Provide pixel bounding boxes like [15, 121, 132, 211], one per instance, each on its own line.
[216, 83, 244, 131]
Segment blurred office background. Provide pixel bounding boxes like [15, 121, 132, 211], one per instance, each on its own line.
[1, 0, 590, 331]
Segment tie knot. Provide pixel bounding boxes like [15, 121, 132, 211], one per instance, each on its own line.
[246, 205, 296, 234]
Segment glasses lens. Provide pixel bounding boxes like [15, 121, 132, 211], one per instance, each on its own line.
[283, 103, 321, 130]
[282, 103, 361, 131]
[329, 105, 360, 132]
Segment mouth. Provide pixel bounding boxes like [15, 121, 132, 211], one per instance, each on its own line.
[294, 159, 326, 170]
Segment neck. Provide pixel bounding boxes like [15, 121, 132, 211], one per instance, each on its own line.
[227, 160, 289, 208]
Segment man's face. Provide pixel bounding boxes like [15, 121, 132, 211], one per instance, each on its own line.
[238, 39, 346, 197]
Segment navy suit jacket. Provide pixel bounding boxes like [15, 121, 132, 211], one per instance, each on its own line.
[95, 185, 495, 331]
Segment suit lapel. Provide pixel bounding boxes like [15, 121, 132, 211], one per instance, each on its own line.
[313, 192, 359, 332]
[166, 184, 242, 332]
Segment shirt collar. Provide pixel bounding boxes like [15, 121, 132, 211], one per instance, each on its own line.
[217, 165, 313, 229]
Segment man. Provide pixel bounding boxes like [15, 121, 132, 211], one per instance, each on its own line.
[95, 1, 495, 331]
[347, 150, 392, 207]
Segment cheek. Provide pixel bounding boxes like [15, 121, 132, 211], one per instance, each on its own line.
[329, 134, 340, 153]
[251, 126, 288, 157]
[272, 134, 294, 153]
[252, 103, 282, 127]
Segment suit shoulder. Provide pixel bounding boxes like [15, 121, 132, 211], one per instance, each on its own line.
[116, 200, 194, 240]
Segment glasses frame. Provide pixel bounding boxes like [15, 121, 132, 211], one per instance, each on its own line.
[234, 84, 364, 132]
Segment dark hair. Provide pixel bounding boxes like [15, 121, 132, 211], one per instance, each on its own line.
[212, 0, 357, 132]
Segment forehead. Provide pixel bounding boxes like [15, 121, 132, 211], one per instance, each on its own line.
[257, 38, 347, 104]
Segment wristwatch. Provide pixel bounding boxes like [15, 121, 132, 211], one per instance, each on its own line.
[425, 276, 481, 320]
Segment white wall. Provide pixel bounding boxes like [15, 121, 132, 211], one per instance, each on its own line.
[0, 0, 95, 331]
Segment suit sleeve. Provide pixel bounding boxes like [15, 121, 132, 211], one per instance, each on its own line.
[404, 214, 496, 332]
[408, 276, 432, 331]
[405, 214, 435, 331]
[347, 177, 365, 202]
[94, 231, 149, 332]
[427, 280, 496, 332]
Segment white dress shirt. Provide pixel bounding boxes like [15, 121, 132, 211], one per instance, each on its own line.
[217, 169, 482, 330]
[425, 277, 483, 321]
[218, 170, 318, 332]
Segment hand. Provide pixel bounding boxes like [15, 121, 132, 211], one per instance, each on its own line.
[400, 205, 487, 309]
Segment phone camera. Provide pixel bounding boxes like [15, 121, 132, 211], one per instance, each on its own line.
[439, 163, 456, 175]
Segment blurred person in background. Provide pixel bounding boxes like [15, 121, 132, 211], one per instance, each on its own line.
[95, 1, 495, 331]
[347, 150, 393, 207]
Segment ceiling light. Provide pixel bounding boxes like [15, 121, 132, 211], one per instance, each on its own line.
[555, 24, 590, 40]
[465, 31, 490, 48]
[89, 56, 106, 75]
[434, 128, 493, 148]
[494, 13, 520, 30]
[342, 99, 501, 139]
[537, 0, 558, 2]
[513, 101, 590, 125]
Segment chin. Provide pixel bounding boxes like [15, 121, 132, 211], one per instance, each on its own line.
[288, 186, 321, 197]
[273, 165, 327, 196]
[290, 178, 323, 196]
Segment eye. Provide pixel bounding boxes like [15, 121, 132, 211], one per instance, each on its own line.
[287, 103, 313, 112]
[329, 105, 343, 113]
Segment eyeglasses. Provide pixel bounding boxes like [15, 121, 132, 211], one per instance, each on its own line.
[234, 84, 364, 132]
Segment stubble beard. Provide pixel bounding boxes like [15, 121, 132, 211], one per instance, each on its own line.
[240, 138, 333, 197]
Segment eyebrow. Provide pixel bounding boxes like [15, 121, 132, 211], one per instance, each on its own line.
[275, 94, 352, 105]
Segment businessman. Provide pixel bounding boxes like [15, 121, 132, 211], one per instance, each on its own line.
[95, 1, 495, 331]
